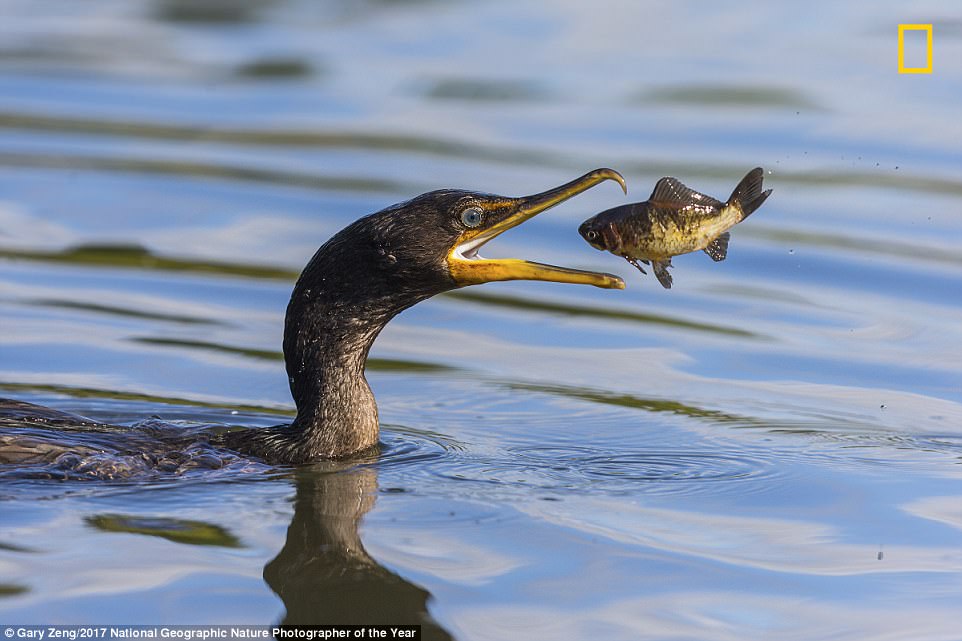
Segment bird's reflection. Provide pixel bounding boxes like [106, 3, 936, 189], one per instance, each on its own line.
[264, 462, 453, 640]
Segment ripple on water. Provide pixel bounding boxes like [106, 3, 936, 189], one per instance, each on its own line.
[508, 446, 777, 495]
[374, 426, 460, 476]
[376, 428, 778, 497]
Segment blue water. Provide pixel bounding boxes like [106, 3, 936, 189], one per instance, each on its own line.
[2, 1, 961, 639]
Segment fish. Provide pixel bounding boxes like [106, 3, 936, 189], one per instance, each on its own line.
[578, 167, 771, 289]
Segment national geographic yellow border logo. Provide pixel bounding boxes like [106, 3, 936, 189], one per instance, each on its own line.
[898, 24, 933, 73]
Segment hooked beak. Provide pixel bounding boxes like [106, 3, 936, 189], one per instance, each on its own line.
[448, 169, 627, 289]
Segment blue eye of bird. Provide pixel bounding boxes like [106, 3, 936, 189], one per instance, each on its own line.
[460, 208, 483, 228]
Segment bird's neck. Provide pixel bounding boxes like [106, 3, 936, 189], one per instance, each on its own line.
[280, 294, 387, 460]
[277, 242, 441, 460]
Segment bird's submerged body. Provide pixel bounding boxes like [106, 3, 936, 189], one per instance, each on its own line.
[0, 399, 261, 480]
[579, 168, 771, 288]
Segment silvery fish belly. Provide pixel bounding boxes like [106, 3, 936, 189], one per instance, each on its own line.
[579, 167, 771, 289]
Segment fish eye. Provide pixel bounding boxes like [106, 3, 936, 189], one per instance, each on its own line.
[586, 230, 599, 241]
[460, 207, 484, 228]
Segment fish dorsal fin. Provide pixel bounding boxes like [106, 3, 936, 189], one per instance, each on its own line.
[649, 177, 722, 208]
[704, 232, 730, 262]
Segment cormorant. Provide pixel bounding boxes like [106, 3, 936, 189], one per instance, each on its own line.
[1, 169, 626, 467]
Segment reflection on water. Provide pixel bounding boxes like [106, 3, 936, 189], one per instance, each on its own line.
[0, 244, 299, 279]
[0, 585, 29, 598]
[2, 0, 962, 638]
[421, 78, 549, 102]
[640, 84, 824, 110]
[0, 151, 410, 194]
[265, 465, 452, 638]
[235, 58, 316, 80]
[87, 514, 242, 548]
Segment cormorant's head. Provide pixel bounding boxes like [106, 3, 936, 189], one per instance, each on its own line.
[299, 169, 627, 323]
[439, 168, 627, 289]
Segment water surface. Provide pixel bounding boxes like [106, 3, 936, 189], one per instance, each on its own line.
[2, 1, 961, 639]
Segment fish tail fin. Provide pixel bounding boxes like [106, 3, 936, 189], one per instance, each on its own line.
[727, 167, 772, 220]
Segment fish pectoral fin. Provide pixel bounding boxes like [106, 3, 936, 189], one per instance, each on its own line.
[649, 177, 723, 209]
[652, 260, 673, 289]
[623, 255, 647, 274]
[704, 232, 730, 262]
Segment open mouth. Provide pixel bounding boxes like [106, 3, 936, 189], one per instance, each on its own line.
[447, 168, 627, 289]
[452, 223, 512, 262]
